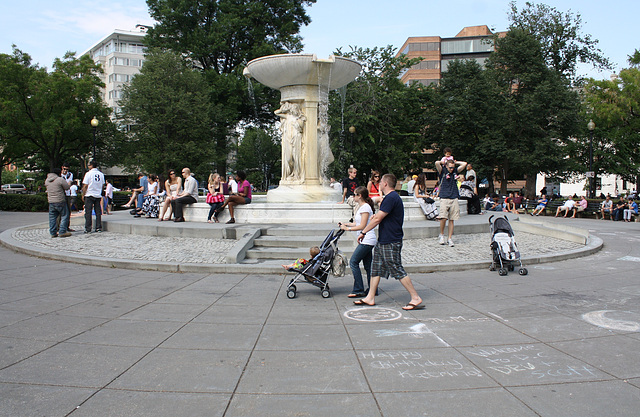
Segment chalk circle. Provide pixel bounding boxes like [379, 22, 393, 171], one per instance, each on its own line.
[582, 310, 640, 332]
[345, 307, 402, 322]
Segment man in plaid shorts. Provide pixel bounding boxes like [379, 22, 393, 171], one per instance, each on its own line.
[353, 173, 424, 310]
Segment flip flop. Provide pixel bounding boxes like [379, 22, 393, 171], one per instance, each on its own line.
[402, 303, 425, 311]
[353, 299, 375, 306]
[347, 293, 365, 298]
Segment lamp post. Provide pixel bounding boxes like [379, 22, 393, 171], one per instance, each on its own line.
[587, 119, 595, 199]
[90, 117, 99, 161]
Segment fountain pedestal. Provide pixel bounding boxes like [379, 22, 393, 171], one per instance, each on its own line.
[244, 54, 361, 203]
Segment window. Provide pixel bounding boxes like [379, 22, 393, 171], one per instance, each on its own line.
[441, 38, 493, 55]
[402, 42, 440, 55]
[412, 60, 440, 70]
[108, 90, 123, 100]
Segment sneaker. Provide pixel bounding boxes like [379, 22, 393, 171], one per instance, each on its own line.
[51, 234, 58, 238]
[448, 238, 455, 247]
[438, 234, 445, 245]
[95, 229, 102, 233]
[59, 232, 72, 238]
[84, 230, 91, 234]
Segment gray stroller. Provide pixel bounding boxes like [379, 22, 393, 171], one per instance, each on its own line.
[488, 215, 528, 276]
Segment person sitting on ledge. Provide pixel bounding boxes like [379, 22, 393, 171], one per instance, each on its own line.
[555, 196, 576, 218]
[170, 168, 198, 222]
[215, 170, 252, 224]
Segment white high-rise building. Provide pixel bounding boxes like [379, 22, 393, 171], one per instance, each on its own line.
[83, 25, 149, 116]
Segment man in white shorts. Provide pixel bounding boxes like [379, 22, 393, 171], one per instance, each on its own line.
[555, 196, 576, 217]
[435, 158, 467, 247]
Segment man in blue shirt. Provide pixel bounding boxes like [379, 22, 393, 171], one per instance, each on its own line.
[435, 159, 468, 247]
[353, 173, 423, 311]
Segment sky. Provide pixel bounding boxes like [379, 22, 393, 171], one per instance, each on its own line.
[1, 0, 638, 80]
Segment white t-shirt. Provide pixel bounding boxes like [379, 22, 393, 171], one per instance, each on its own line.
[354, 203, 377, 246]
[62, 171, 73, 196]
[562, 199, 576, 209]
[407, 180, 416, 195]
[69, 184, 78, 197]
[147, 181, 158, 195]
[228, 179, 238, 194]
[82, 168, 105, 198]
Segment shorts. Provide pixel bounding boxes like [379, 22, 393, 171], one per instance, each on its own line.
[575, 206, 585, 212]
[437, 198, 460, 220]
[535, 204, 546, 210]
[371, 241, 407, 280]
[244, 197, 252, 204]
[559, 206, 572, 212]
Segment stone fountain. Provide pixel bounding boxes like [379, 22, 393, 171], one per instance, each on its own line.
[244, 54, 361, 203]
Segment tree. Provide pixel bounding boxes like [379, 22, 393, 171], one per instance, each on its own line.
[0, 48, 112, 172]
[144, 0, 316, 174]
[485, 29, 581, 196]
[117, 49, 214, 178]
[327, 46, 429, 182]
[423, 59, 503, 194]
[508, 1, 612, 80]
[582, 54, 640, 190]
[236, 127, 281, 190]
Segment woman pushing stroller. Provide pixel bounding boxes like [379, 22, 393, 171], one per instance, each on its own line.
[339, 186, 378, 298]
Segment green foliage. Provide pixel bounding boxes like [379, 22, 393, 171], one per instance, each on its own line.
[116, 49, 214, 179]
[327, 46, 429, 182]
[425, 29, 581, 196]
[236, 127, 281, 190]
[424, 59, 504, 191]
[508, 1, 612, 80]
[581, 63, 640, 184]
[144, 0, 316, 174]
[0, 193, 49, 212]
[0, 48, 115, 171]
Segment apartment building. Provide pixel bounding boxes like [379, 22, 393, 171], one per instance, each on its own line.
[397, 25, 501, 86]
[82, 25, 149, 115]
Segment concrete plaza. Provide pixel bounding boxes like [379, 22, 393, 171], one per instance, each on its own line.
[0, 211, 639, 416]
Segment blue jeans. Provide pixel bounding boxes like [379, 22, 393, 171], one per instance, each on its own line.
[49, 202, 69, 236]
[350, 243, 374, 293]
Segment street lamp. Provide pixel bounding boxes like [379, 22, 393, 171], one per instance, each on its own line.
[90, 117, 99, 161]
[587, 119, 595, 199]
[348, 125, 356, 150]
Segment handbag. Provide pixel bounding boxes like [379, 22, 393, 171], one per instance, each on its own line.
[206, 193, 225, 204]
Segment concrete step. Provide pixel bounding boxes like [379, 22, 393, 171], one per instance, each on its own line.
[244, 245, 354, 260]
[252, 234, 356, 248]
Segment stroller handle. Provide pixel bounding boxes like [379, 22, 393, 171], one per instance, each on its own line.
[488, 215, 494, 224]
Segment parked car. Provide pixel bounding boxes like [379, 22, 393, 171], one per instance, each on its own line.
[1, 184, 27, 194]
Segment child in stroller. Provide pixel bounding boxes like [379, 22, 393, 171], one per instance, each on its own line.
[283, 246, 320, 270]
[285, 229, 345, 299]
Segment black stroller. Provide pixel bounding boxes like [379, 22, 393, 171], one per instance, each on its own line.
[488, 215, 528, 276]
[286, 229, 346, 299]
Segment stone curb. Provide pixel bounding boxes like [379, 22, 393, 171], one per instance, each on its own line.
[0, 217, 603, 275]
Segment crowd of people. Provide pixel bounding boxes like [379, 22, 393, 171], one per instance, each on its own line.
[120, 169, 252, 224]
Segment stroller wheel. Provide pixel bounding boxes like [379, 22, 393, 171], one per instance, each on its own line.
[498, 268, 508, 276]
[518, 268, 528, 276]
[286, 287, 297, 299]
[321, 289, 331, 298]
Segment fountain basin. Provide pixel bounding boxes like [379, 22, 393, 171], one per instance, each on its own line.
[244, 54, 362, 90]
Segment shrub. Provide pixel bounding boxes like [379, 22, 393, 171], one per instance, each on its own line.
[0, 193, 49, 212]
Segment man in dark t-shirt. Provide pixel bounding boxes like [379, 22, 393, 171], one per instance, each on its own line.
[354, 173, 423, 311]
[339, 166, 359, 216]
[435, 158, 467, 247]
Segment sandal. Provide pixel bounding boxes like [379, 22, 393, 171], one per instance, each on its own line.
[353, 299, 375, 306]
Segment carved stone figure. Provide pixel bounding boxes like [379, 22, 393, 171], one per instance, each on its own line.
[275, 101, 306, 182]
